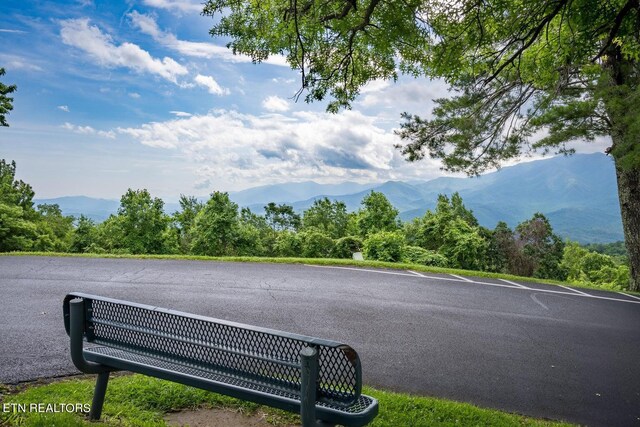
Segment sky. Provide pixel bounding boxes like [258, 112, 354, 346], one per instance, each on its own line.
[0, 0, 608, 201]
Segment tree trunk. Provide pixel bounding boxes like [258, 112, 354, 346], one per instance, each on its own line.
[614, 158, 640, 291]
[603, 46, 639, 291]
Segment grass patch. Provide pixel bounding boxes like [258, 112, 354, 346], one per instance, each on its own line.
[0, 374, 573, 427]
[2, 251, 637, 295]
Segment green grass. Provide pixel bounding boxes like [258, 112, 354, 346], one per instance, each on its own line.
[2, 250, 637, 295]
[0, 374, 574, 427]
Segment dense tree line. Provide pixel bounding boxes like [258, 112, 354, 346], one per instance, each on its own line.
[0, 159, 631, 290]
[201, 0, 640, 290]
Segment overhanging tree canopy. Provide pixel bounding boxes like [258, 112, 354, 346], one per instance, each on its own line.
[203, 0, 640, 289]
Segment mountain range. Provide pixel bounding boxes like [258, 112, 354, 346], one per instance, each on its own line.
[35, 153, 622, 243]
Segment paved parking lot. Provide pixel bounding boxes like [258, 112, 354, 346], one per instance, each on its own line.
[1, 256, 639, 426]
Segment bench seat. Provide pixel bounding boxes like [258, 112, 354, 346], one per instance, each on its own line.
[64, 292, 379, 426]
[84, 345, 378, 426]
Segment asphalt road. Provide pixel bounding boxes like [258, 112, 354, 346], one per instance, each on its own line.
[1, 256, 639, 426]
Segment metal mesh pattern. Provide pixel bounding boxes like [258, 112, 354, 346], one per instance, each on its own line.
[84, 297, 359, 404]
[85, 346, 375, 415]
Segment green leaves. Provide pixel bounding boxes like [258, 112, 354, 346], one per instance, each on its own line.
[264, 202, 301, 232]
[203, 0, 639, 172]
[410, 193, 487, 270]
[363, 230, 405, 262]
[0, 160, 38, 251]
[118, 189, 171, 254]
[190, 192, 241, 256]
[200, 0, 640, 289]
[0, 202, 36, 251]
[562, 241, 631, 290]
[203, 0, 429, 111]
[356, 191, 400, 237]
[398, 0, 640, 173]
[0, 68, 17, 127]
[302, 197, 348, 239]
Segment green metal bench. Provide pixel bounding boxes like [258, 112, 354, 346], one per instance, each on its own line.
[63, 292, 378, 426]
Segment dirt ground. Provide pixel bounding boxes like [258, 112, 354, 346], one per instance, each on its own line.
[164, 408, 300, 427]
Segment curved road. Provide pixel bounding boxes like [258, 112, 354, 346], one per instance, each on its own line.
[1, 256, 639, 426]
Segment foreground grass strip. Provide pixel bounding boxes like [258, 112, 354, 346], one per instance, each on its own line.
[2, 251, 636, 295]
[0, 375, 573, 427]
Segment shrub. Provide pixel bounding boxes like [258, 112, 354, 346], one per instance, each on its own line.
[84, 243, 107, 254]
[274, 231, 302, 257]
[332, 236, 363, 258]
[402, 245, 449, 267]
[363, 231, 405, 262]
[562, 242, 631, 290]
[300, 231, 334, 258]
[235, 223, 265, 256]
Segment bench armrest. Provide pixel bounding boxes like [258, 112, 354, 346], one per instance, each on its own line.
[68, 298, 113, 375]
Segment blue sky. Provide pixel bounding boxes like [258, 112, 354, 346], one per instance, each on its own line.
[0, 0, 607, 200]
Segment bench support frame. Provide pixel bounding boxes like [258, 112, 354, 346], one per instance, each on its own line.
[90, 372, 110, 420]
[65, 294, 374, 426]
[69, 299, 116, 420]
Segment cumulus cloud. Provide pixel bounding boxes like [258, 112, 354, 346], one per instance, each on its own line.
[358, 78, 450, 110]
[57, 105, 70, 112]
[194, 74, 229, 96]
[60, 18, 188, 83]
[62, 122, 115, 139]
[142, 0, 202, 12]
[117, 109, 445, 186]
[127, 11, 288, 67]
[262, 95, 289, 112]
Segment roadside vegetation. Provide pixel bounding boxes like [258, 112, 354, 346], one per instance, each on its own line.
[1, 159, 631, 291]
[0, 374, 574, 427]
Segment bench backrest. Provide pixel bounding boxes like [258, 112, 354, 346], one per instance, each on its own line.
[63, 292, 362, 406]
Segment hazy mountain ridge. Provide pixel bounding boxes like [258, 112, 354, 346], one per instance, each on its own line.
[229, 181, 379, 206]
[35, 153, 622, 243]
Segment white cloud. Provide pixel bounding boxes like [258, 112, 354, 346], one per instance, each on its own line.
[360, 79, 392, 95]
[117, 109, 445, 187]
[127, 12, 163, 38]
[129, 92, 141, 98]
[98, 130, 116, 138]
[60, 18, 188, 84]
[0, 55, 42, 72]
[194, 74, 229, 96]
[57, 105, 70, 112]
[141, 0, 202, 13]
[358, 78, 449, 110]
[271, 77, 296, 84]
[128, 11, 289, 67]
[170, 111, 192, 117]
[262, 96, 290, 112]
[62, 122, 116, 139]
[0, 29, 27, 34]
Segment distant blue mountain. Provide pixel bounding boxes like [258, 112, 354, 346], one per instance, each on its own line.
[229, 181, 378, 207]
[33, 196, 120, 223]
[36, 153, 623, 243]
[262, 153, 622, 243]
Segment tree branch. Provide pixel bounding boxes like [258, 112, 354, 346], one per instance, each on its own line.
[593, 0, 639, 61]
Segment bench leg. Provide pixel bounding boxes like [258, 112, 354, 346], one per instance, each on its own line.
[301, 347, 319, 427]
[89, 372, 110, 421]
